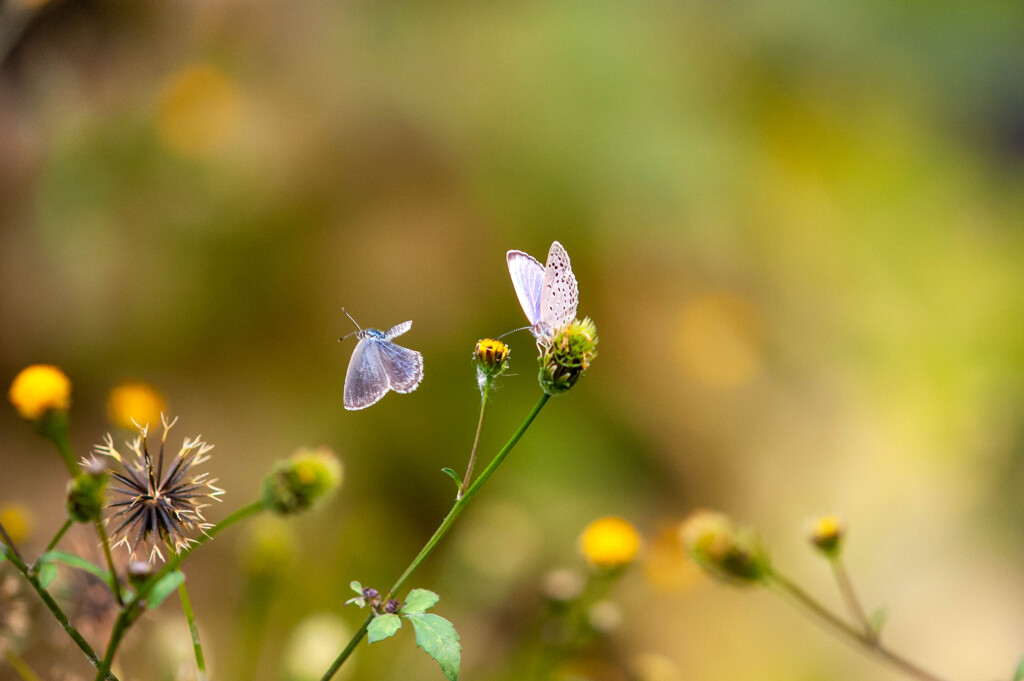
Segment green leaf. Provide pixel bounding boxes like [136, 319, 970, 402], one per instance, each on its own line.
[1013, 654, 1024, 681]
[367, 614, 402, 643]
[147, 571, 185, 609]
[441, 468, 462, 492]
[40, 551, 110, 581]
[345, 596, 367, 608]
[350, 580, 363, 595]
[38, 561, 58, 588]
[401, 588, 440, 614]
[405, 613, 461, 681]
[868, 607, 888, 637]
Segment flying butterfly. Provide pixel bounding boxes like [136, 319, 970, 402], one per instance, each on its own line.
[506, 241, 579, 342]
[339, 309, 424, 410]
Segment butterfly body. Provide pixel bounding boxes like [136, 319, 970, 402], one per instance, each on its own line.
[507, 241, 579, 343]
[342, 318, 423, 411]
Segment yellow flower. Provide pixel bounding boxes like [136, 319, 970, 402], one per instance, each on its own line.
[808, 515, 845, 557]
[107, 381, 166, 429]
[8, 365, 71, 420]
[0, 505, 34, 545]
[578, 516, 641, 568]
[157, 63, 241, 158]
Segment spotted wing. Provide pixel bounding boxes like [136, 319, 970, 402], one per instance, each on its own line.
[344, 338, 390, 410]
[379, 341, 424, 394]
[540, 241, 579, 331]
[507, 250, 545, 327]
[384, 320, 413, 340]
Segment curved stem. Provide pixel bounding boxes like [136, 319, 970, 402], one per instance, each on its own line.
[94, 520, 123, 606]
[459, 378, 492, 499]
[42, 519, 74, 556]
[829, 557, 873, 641]
[178, 581, 208, 680]
[767, 569, 951, 681]
[319, 393, 551, 681]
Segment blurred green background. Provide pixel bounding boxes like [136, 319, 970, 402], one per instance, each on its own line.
[2, 0, 1024, 679]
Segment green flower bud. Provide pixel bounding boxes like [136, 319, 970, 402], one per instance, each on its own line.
[679, 510, 769, 586]
[262, 447, 342, 515]
[538, 317, 598, 396]
[66, 462, 108, 523]
[808, 515, 845, 558]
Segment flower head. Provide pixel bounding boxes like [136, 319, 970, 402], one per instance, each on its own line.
[578, 516, 642, 569]
[9, 364, 71, 420]
[808, 515, 845, 558]
[679, 510, 769, 586]
[538, 317, 598, 395]
[262, 447, 342, 515]
[474, 338, 510, 390]
[107, 381, 167, 430]
[93, 415, 223, 562]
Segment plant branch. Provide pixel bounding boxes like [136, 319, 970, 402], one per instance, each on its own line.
[459, 377, 492, 499]
[179, 581, 208, 681]
[829, 557, 874, 641]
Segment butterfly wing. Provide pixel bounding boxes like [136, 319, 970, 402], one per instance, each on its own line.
[344, 338, 391, 410]
[507, 250, 545, 327]
[384, 321, 413, 340]
[379, 341, 424, 394]
[539, 241, 579, 332]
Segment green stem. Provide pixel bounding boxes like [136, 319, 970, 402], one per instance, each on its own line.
[49, 422, 78, 478]
[93, 501, 264, 681]
[829, 557, 874, 641]
[178, 581, 208, 681]
[319, 393, 551, 681]
[0, 544, 118, 680]
[767, 569, 951, 681]
[5, 649, 42, 681]
[459, 377, 492, 499]
[94, 520, 123, 606]
[43, 519, 74, 555]
[0, 518, 25, 564]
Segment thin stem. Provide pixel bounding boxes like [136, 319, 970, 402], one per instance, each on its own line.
[459, 378, 492, 499]
[178, 581, 208, 681]
[50, 425, 78, 478]
[43, 518, 74, 555]
[94, 520, 123, 606]
[0, 544, 118, 680]
[318, 393, 551, 681]
[0, 518, 25, 564]
[93, 501, 264, 681]
[829, 557, 874, 641]
[767, 569, 951, 681]
[5, 650, 42, 681]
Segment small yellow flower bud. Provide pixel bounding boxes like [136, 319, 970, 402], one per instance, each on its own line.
[8, 365, 71, 420]
[107, 381, 166, 429]
[262, 447, 343, 515]
[538, 317, 598, 395]
[808, 515, 845, 558]
[578, 516, 642, 569]
[679, 510, 769, 586]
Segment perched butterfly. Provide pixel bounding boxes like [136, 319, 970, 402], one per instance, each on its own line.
[339, 309, 424, 410]
[506, 241, 579, 342]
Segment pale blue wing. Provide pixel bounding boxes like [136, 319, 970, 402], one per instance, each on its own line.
[507, 250, 545, 327]
[539, 241, 578, 333]
[384, 321, 413, 340]
[379, 341, 424, 394]
[344, 338, 390, 410]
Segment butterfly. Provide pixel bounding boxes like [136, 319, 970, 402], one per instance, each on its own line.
[339, 309, 424, 410]
[506, 241, 579, 343]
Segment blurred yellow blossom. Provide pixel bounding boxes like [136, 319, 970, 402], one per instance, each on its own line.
[107, 381, 166, 429]
[808, 515, 845, 557]
[0, 505, 33, 545]
[157, 63, 241, 157]
[642, 522, 702, 592]
[578, 516, 641, 569]
[8, 365, 71, 420]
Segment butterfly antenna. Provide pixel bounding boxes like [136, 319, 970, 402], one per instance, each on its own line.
[339, 307, 362, 341]
[496, 325, 532, 340]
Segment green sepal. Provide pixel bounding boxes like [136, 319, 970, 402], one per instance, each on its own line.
[147, 571, 185, 609]
[367, 614, 402, 643]
[441, 468, 462, 492]
[40, 551, 110, 582]
[404, 612, 461, 681]
[401, 588, 439, 614]
[38, 561, 58, 588]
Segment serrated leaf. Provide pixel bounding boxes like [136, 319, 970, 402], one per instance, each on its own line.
[38, 561, 57, 588]
[345, 596, 367, 608]
[147, 571, 185, 609]
[1013, 653, 1024, 681]
[405, 613, 461, 681]
[441, 468, 462, 492]
[40, 551, 110, 582]
[367, 614, 402, 643]
[868, 607, 888, 636]
[350, 580, 363, 595]
[401, 588, 440, 614]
